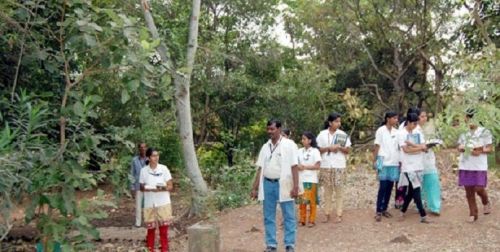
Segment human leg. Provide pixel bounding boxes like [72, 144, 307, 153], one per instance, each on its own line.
[280, 200, 296, 248]
[146, 228, 155, 252]
[475, 186, 491, 214]
[464, 186, 478, 220]
[422, 173, 441, 214]
[263, 179, 279, 248]
[159, 225, 169, 252]
[135, 190, 143, 226]
[309, 184, 317, 224]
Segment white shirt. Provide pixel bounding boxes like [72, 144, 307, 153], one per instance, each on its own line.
[317, 129, 352, 169]
[397, 128, 425, 172]
[256, 137, 299, 202]
[458, 127, 492, 171]
[298, 147, 322, 183]
[374, 125, 400, 166]
[139, 164, 172, 208]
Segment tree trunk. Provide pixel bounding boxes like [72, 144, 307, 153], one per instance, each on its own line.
[141, 0, 209, 216]
[174, 74, 209, 216]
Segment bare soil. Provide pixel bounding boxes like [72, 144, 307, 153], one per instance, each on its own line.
[3, 150, 500, 251]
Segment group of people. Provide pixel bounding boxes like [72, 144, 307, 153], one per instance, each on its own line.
[130, 144, 174, 252]
[251, 114, 352, 252]
[250, 108, 493, 252]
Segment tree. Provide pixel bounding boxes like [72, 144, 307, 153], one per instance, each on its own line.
[140, 0, 209, 216]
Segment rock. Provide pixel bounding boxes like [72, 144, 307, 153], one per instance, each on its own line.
[188, 222, 220, 252]
[390, 235, 412, 244]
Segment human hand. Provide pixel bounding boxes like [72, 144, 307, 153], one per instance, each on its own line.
[458, 145, 465, 152]
[250, 188, 258, 200]
[290, 186, 299, 198]
[471, 148, 482, 156]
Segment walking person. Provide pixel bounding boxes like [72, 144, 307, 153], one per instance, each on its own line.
[297, 131, 322, 228]
[250, 119, 300, 252]
[418, 110, 442, 215]
[140, 148, 174, 252]
[373, 112, 400, 222]
[457, 109, 493, 222]
[317, 112, 351, 223]
[131, 142, 148, 227]
[397, 113, 430, 223]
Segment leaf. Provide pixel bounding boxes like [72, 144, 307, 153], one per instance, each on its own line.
[121, 89, 130, 104]
[127, 79, 140, 92]
[140, 40, 150, 50]
[88, 22, 103, 32]
[84, 34, 96, 47]
[72, 102, 85, 117]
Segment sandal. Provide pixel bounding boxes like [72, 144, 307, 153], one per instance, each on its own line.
[322, 214, 330, 223]
[466, 216, 478, 223]
[484, 202, 492, 215]
[308, 222, 316, 228]
[375, 213, 382, 222]
[335, 216, 342, 223]
[382, 211, 393, 218]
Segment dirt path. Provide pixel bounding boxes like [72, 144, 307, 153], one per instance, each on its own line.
[215, 150, 500, 251]
[4, 150, 499, 251]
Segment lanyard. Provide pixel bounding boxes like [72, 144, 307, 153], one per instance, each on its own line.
[268, 137, 282, 159]
[328, 130, 336, 146]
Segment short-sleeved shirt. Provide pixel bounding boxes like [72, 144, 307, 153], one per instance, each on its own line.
[298, 147, 322, 183]
[397, 128, 425, 172]
[458, 127, 492, 171]
[255, 137, 299, 202]
[374, 125, 399, 166]
[316, 129, 352, 169]
[139, 164, 172, 208]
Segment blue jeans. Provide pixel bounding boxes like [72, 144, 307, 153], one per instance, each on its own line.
[376, 180, 394, 213]
[263, 178, 296, 248]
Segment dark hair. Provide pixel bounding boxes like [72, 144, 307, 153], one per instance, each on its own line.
[282, 128, 291, 137]
[382, 111, 398, 125]
[407, 107, 421, 117]
[267, 119, 282, 128]
[302, 131, 318, 149]
[406, 113, 419, 123]
[145, 147, 157, 165]
[137, 142, 146, 148]
[324, 112, 342, 129]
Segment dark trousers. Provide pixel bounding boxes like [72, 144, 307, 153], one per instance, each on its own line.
[401, 174, 426, 217]
[376, 180, 394, 213]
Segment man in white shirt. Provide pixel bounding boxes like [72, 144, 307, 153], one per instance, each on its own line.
[251, 119, 299, 252]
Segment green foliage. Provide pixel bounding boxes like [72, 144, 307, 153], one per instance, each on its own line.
[198, 145, 255, 210]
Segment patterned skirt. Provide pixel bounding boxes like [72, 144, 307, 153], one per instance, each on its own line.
[458, 170, 487, 187]
[143, 204, 173, 228]
[319, 168, 346, 188]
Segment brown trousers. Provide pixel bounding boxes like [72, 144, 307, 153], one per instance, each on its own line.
[464, 186, 489, 218]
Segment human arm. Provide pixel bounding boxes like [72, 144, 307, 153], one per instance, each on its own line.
[250, 167, 261, 200]
[290, 164, 299, 198]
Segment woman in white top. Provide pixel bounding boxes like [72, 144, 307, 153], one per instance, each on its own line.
[418, 110, 442, 215]
[297, 131, 322, 227]
[317, 112, 351, 223]
[397, 113, 429, 223]
[373, 111, 400, 222]
[457, 110, 493, 222]
[140, 148, 174, 252]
